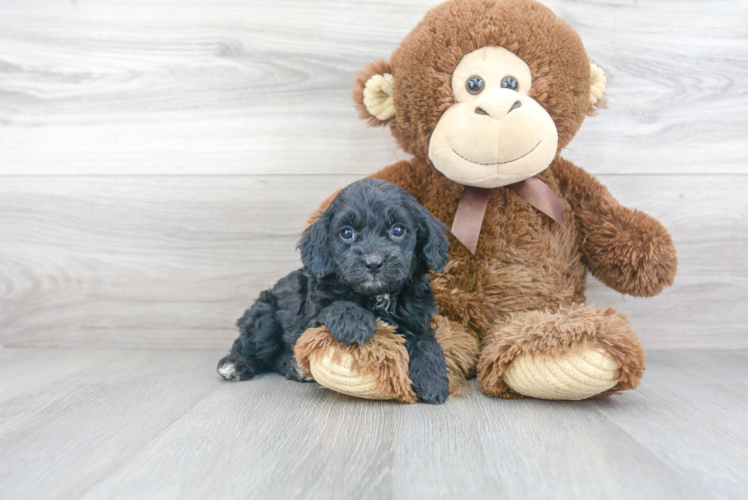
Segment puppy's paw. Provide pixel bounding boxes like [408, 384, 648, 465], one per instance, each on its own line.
[407, 341, 450, 404]
[217, 355, 255, 381]
[291, 361, 314, 382]
[276, 353, 314, 382]
[318, 301, 378, 346]
[333, 320, 378, 346]
[410, 367, 450, 404]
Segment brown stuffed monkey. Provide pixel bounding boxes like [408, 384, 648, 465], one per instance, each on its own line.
[294, 0, 677, 402]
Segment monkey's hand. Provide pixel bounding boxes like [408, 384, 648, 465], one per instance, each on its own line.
[578, 200, 677, 297]
[556, 158, 677, 297]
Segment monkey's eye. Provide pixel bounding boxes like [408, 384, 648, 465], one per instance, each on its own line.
[466, 76, 485, 95]
[390, 225, 406, 239]
[501, 76, 519, 91]
[340, 228, 356, 241]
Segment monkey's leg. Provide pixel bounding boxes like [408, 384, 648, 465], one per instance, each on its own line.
[294, 316, 478, 403]
[477, 304, 645, 400]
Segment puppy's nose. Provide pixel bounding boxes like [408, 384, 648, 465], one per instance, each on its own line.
[364, 255, 383, 273]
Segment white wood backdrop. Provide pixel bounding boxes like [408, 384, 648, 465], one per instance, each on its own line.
[0, 0, 746, 349]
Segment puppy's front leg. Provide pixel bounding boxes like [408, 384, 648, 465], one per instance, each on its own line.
[317, 301, 378, 346]
[406, 337, 450, 404]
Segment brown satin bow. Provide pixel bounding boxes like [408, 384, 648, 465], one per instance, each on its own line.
[451, 177, 566, 254]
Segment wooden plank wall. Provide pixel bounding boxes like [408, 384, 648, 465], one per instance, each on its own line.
[1, 0, 746, 349]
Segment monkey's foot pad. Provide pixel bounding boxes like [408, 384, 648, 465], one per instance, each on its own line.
[294, 322, 417, 403]
[504, 347, 621, 400]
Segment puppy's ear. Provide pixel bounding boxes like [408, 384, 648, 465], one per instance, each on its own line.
[298, 212, 335, 278]
[408, 199, 450, 273]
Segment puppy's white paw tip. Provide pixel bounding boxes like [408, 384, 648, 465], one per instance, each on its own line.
[293, 361, 314, 382]
[218, 362, 239, 380]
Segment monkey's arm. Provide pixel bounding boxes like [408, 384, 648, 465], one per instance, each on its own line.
[554, 157, 677, 297]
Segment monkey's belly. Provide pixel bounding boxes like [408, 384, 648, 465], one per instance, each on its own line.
[432, 247, 586, 336]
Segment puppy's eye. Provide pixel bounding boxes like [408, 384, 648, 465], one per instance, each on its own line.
[390, 225, 406, 239]
[340, 228, 356, 241]
[466, 76, 485, 95]
[501, 75, 518, 91]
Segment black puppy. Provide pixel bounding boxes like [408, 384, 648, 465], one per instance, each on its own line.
[217, 178, 451, 403]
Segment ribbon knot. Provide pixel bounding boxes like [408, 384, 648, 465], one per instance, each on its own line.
[451, 177, 566, 254]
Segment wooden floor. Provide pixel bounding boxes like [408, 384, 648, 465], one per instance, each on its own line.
[0, 348, 745, 499]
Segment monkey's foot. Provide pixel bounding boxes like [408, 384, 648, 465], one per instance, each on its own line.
[294, 316, 479, 403]
[294, 322, 417, 403]
[477, 305, 646, 400]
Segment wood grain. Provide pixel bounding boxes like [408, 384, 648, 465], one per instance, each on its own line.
[0, 174, 745, 349]
[0, 348, 221, 499]
[0, 0, 746, 350]
[0, 0, 746, 175]
[0, 348, 745, 499]
[1, 1, 745, 495]
[593, 350, 748, 500]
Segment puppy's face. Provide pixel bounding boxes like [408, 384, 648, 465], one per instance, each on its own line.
[329, 199, 418, 294]
[299, 179, 449, 295]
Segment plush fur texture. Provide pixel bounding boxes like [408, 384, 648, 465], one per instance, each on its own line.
[295, 314, 480, 402]
[431, 314, 480, 395]
[218, 178, 453, 404]
[295, 322, 418, 403]
[353, 0, 603, 161]
[306, 0, 677, 399]
[354, 60, 394, 127]
[477, 304, 646, 398]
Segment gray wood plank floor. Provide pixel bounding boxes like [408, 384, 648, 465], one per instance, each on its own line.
[0, 348, 745, 499]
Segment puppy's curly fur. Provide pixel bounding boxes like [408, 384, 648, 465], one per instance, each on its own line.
[217, 178, 452, 404]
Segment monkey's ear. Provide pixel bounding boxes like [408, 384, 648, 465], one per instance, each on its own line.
[298, 213, 335, 278]
[587, 62, 607, 115]
[352, 60, 395, 126]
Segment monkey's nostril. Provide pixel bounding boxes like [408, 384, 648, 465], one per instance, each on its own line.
[508, 101, 522, 114]
[474, 106, 489, 116]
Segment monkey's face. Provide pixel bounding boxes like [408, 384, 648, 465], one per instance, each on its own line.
[427, 47, 558, 188]
[352, 0, 606, 185]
